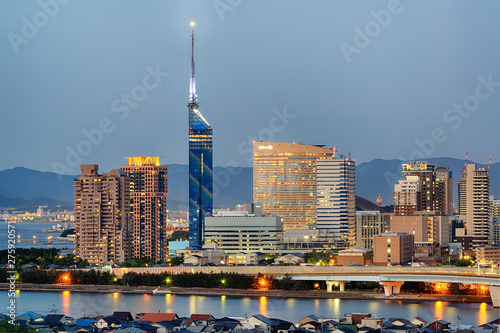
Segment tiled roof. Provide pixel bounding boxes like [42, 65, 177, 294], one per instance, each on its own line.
[139, 313, 178, 323]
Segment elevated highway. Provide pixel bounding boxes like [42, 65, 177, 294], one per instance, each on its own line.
[109, 266, 500, 307]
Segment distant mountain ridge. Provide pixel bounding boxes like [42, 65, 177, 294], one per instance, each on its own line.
[0, 158, 498, 210]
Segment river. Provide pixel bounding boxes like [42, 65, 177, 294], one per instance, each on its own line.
[3, 290, 499, 326]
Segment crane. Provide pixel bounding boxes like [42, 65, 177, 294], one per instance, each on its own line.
[461, 151, 468, 178]
[487, 156, 492, 172]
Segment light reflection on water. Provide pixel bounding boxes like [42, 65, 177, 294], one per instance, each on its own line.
[260, 297, 267, 317]
[6, 291, 499, 324]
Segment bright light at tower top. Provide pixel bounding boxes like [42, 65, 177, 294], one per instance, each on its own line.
[190, 21, 195, 27]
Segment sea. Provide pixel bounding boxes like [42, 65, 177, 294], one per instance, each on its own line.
[0, 221, 75, 251]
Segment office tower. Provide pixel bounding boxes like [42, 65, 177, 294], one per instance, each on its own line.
[436, 166, 454, 215]
[187, 24, 213, 249]
[457, 178, 467, 215]
[401, 161, 446, 214]
[75, 164, 132, 265]
[393, 176, 421, 215]
[466, 164, 491, 247]
[355, 211, 391, 249]
[120, 156, 168, 263]
[317, 157, 356, 245]
[253, 141, 334, 230]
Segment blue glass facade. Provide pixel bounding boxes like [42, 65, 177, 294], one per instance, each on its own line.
[188, 105, 213, 249]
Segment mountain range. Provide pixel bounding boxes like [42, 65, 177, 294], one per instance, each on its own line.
[0, 158, 498, 211]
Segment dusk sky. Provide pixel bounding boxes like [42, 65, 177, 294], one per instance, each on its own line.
[1, 0, 499, 175]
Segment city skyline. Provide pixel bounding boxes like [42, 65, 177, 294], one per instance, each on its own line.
[1, 1, 499, 174]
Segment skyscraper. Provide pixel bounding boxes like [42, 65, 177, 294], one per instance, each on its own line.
[120, 156, 168, 263]
[316, 157, 356, 245]
[187, 23, 213, 249]
[465, 164, 491, 247]
[457, 178, 467, 215]
[75, 164, 132, 265]
[393, 176, 421, 215]
[253, 141, 335, 230]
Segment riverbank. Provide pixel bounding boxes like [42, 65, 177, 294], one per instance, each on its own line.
[0, 283, 491, 304]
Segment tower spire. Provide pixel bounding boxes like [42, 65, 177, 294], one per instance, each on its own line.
[188, 21, 198, 107]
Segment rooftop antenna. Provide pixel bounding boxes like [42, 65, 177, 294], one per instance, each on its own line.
[188, 21, 198, 108]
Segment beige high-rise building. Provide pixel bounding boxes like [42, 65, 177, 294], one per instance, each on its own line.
[393, 176, 421, 215]
[355, 211, 391, 249]
[253, 142, 334, 230]
[120, 156, 168, 263]
[457, 178, 467, 216]
[75, 164, 132, 265]
[466, 164, 491, 247]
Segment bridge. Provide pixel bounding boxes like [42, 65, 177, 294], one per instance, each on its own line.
[109, 266, 500, 307]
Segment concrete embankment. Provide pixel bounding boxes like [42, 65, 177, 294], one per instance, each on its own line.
[0, 283, 491, 304]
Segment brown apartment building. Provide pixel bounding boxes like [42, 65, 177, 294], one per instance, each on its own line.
[120, 156, 168, 263]
[75, 164, 132, 265]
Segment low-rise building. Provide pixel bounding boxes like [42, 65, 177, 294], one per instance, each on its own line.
[205, 216, 283, 253]
[337, 248, 373, 266]
[475, 244, 500, 267]
[274, 253, 304, 265]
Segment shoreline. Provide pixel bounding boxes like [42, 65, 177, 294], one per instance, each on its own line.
[0, 283, 491, 304]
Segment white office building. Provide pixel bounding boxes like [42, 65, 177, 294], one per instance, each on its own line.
[316, 158, 356, 246]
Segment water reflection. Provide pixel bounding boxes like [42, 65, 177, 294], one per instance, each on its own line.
[62, 291, 70, 315]
[314, 299, 320, 314]
[260, 297, 267, 317]
[435, 301, 443, 320]
[111, 292, 121, 309]
[165, 294, 175, 312]
[328, 298, 341, 318]
[478, 303, 488, 325]
[221, 295, 226, 314]
[190, 295, 197, 315]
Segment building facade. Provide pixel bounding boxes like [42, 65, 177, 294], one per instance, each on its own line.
[390, 213, 451, 259]
[316, 157, 356, 245]
[466, 164, 492, 247]
[393, 176, 421, 215]
[474, 244, 500, 267]
[253, 142, 334, 230]
[120, 156, 168, 263]
[401, 161, 446, 215]
[188, 26, 213, 249]
[337, 248, 373, 266]
[491, 196, 500, 245]
[457, 178, 467, 216]
[436, 166, 454, 215]
[355, 211, 391, 249]
[205, 216, 283, 253]
[373, 231, 413, 266]
[75, 165, 132, 264]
